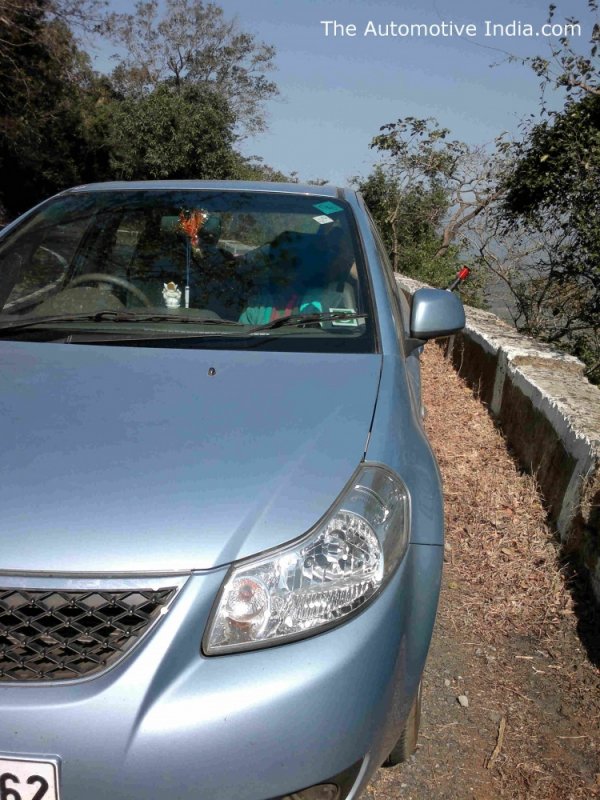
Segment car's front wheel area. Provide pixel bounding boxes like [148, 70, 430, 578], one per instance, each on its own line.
[383, 680, 422, 767]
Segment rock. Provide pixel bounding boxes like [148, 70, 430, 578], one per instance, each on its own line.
[457, 695, 469, 708]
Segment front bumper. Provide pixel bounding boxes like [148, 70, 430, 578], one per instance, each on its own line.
[0, 543, 441, 800]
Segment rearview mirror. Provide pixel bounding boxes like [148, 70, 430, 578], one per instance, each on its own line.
[410, 288, 465, 340]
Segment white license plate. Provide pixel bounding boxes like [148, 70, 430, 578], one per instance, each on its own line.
[0, 756, 59, 800]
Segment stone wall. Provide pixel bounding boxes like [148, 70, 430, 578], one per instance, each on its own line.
[396, 275, 600, 601]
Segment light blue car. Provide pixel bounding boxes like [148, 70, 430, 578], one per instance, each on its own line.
[0, 181, 464, 800]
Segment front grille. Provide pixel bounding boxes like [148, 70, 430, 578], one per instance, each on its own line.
[0, 587, 176, 682]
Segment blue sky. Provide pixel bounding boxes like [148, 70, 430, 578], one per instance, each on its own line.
[93, 0, 596, 184]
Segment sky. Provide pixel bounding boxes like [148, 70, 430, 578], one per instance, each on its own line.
[92, 0, 596, 185]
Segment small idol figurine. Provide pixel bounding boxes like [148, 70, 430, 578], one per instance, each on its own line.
[162, 281, 182, 308]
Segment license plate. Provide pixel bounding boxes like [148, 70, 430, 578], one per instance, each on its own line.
[0, 756, 59, 800]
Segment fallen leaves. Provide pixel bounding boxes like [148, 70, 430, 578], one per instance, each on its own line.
[418, 343, 600, 799]
[422, 344, 571, 640]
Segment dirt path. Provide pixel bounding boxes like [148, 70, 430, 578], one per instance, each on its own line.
[365, 343, 600, 800]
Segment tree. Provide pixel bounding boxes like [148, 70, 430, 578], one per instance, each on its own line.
[0, 0, 108, 106]
[358, 164, 456, 287]
[0, 0, 276, 218]
[496, 1, 600, 381]
[0, 0, 111, 217]
[358, 117, 494, 301]
[107, 0, 278, 135]
[512, 0, 599, 102]
[106, 84, 237, 180]
[231, 156, 292, 183]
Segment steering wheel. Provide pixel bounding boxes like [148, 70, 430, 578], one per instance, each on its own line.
[68, 273, 153, 308]
[38, 246, 69, 271]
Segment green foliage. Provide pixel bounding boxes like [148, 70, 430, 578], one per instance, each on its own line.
[359, 117, 487, 304]
[0, 1, 107, 217]
[510, 0, 599, 103]
[0, 0, 283, 220]
[497, 2, 600, 382]
[357, 165, 457, 288]
[370, 117, 470, 187]
[106, 84, 237, 180]
[230, 156, 292, 183]
[503, 94, 600, 280]
[107, 0, 278, 134]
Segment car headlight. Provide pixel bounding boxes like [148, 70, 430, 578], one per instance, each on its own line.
[203, 464, 410, 654]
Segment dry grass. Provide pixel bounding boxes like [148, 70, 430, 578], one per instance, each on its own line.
[366, 343, 600, 800]
[423, 345, 571, 642]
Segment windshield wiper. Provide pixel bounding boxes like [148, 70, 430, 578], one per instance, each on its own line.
[0, 310, 367, 343]
[246, 311, 367, 334]
[0, 310, 245, 335]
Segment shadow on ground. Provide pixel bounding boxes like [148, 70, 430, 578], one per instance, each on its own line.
[564, 556, 600, 668]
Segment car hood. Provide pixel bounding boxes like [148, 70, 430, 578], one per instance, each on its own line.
[0, 341, 381, 573]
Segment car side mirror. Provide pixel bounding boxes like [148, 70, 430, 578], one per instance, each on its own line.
[410, 288, 465, 340]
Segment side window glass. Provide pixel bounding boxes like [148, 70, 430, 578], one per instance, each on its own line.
[1, 217, 88, 310]
[363, 208, 410, 338]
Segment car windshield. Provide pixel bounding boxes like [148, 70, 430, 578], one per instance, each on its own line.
[0, 188, 375, 353]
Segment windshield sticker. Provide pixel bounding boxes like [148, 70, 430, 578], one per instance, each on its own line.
[313, 214, 334, 225]
[314, 201, 343, 215]
[330, 307, 358, 326]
